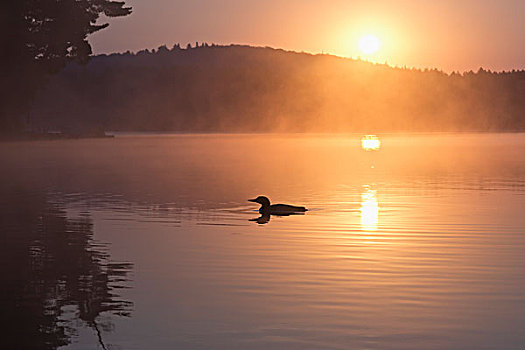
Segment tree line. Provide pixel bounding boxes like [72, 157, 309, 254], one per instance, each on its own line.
[30, 44, 525, 133]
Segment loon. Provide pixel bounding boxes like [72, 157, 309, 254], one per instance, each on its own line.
[248, 196, 308, 215]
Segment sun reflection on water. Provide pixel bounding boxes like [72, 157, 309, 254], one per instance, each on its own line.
[361, 135, 381, 151]
[360, 185, 379, 231]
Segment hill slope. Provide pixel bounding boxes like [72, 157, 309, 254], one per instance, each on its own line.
[32, 44, 525, 133]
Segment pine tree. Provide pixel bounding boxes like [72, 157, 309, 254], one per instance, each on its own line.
[0, 0, 132, 134]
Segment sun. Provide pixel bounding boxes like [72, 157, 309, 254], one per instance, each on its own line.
[359, 35, 380, 55]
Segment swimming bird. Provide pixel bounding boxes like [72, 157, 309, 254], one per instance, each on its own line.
[248, 196, 307, 215]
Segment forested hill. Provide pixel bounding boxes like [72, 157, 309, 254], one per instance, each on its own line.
[32, 44, 525, 133]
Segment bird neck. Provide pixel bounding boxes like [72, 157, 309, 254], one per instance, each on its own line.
[259, 203, 270, 213]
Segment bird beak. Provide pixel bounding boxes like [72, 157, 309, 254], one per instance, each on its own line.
[248, 198, 257, 202]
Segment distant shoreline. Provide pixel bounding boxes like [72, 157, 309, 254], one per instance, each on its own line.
[109, 130, 525, 137]
[2, 130, 525, 142]
[0, 132, 114, 142]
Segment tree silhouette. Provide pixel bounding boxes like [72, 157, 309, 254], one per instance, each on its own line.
[0, 0, 131, 134]
[29, 45, 525, 133]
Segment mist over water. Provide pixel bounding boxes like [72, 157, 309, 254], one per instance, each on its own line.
[1, 133, 525, 349]
[30, 46, 525, 134]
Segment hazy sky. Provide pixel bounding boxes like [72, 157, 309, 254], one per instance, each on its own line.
[91, 0, 525, 72]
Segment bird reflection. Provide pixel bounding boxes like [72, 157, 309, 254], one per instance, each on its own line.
[250, 211, 307, 225]
[248, 196, 307, 225]
[250, 213, 271, 224]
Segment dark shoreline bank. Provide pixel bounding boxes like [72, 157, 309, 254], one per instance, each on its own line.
[2, 130, 525, 142]
[0, 132, 114, 142]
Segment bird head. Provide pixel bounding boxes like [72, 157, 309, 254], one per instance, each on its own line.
[248, 196, 271, 207]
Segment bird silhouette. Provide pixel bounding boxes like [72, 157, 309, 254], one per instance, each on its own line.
[248, 196, 307, 214]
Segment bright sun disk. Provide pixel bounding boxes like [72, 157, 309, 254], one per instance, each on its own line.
[359, 35, 380, 55]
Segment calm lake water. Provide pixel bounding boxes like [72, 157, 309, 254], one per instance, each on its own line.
[1, 133, 525, 350]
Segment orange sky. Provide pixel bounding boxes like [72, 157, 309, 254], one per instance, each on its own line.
[91, 0, 525, 73]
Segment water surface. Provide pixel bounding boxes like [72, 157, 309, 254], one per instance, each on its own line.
[1, 133, 524, 349]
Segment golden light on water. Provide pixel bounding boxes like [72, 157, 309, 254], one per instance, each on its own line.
[360, 185, 379, 231]
[361, 135, 381, 151]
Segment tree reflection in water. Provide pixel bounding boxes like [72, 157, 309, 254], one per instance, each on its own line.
[0, 191, 132, 349]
